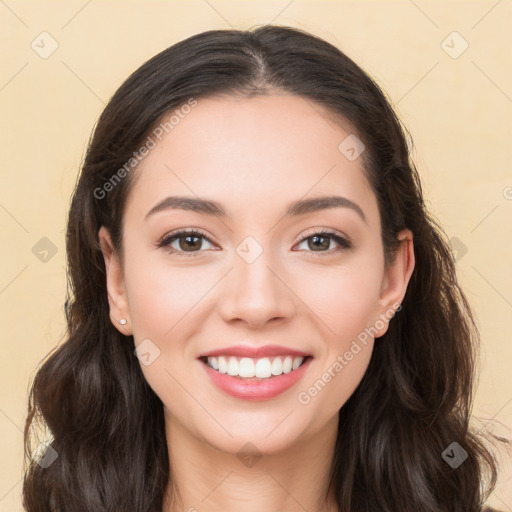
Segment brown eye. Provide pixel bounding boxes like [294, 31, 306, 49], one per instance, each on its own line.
[158, 230, 215, 256]
[176, 234, 203, 251]
[296, 231, 352, 254]
[307, 234, 331, 251]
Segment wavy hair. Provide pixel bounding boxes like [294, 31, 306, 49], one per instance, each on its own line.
[23, 25, 505, 511]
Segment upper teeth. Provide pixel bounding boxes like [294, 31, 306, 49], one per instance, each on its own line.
[207, 356, 305, 378]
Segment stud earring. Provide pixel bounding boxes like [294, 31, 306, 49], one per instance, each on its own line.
[120, 318, 127, 325]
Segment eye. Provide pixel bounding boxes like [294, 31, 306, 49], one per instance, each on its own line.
[294, 230, 353, 255]
[157, 229, 216, 257]
[156, 228, 353, 258]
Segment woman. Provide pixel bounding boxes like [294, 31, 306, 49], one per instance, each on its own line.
[23, 25, 505, 511]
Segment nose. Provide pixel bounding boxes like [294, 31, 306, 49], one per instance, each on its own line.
[218, 248, 296, 328]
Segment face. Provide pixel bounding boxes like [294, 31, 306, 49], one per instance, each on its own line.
[99, 92, 414, 456]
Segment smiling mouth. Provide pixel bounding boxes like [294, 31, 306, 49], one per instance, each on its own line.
[200, 355, 312, 380]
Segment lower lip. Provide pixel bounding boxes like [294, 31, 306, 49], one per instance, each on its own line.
[200, 357, 313, 401]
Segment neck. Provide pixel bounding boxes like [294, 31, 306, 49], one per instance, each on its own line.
[162, 411, 339, 512]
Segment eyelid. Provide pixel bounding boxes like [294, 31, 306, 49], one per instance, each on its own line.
[295, 227, 352, 246]
[155, 228, 216, 253]
[156, 227, 353, 256]
[293, 228, 354, 256]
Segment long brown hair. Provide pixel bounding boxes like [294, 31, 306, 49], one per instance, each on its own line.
[23, 25, 505, 511]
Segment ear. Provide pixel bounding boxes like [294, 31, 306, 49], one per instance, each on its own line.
[374, 229, 415, 338]
[98, 226, 132, 335]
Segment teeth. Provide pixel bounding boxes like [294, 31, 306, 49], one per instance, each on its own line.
[217, 356, 227, 373]
[227, 357, 238, 376]
[255, 358, 271, 378]
[271, 357, 283, 375]
[206, 355, 306, 379]
[292, 356, 303, 370]
[240, 358, 257, 378]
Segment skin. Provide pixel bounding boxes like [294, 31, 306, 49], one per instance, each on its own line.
[99, 91, 415, 512]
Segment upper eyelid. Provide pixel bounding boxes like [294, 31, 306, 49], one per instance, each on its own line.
[298, 227, 350, 241]
[159, 228, 352, 251]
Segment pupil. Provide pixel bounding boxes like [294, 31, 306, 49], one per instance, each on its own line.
[181, 235, 201, 251]
[310, 235, 329, 251]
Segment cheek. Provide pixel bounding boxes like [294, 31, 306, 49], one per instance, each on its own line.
[122, 252, 219, 400]
[293, 257, 384, 342]
[297, 302, 376, 420]
[122, 254, 207, 410]
[296, 319, 375, 425]
[124, 252, 210, 341]
[292, 255, 382, 411]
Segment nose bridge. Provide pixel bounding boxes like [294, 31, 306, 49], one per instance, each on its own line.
[218, 234, 295, 326]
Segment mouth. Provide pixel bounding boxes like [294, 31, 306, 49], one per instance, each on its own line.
[199, 355, 313, 380]
[197, 344, 314, 400]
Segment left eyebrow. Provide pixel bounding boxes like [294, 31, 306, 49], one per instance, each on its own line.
[144, 194, 367, 224]
[284, 195, 367, 223]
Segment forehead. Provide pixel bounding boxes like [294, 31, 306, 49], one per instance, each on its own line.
[124, 93, 379, 226]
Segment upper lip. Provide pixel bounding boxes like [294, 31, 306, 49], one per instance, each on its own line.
[198, 344, 311, 359]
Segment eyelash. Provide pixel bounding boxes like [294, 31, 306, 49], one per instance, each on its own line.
[156, 228, 353, 258]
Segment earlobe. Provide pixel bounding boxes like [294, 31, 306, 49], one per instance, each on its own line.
[98, 226, 132, 335]
[375, 229, 415, 337]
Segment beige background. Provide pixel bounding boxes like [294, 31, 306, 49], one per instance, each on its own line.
[1, 0, 511, 509]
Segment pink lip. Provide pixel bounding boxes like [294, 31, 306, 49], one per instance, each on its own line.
[198, 344, 310, 359]
[200, 356, 313, 401]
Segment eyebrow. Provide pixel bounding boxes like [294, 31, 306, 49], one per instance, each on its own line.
[144, 194, 367, 223]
